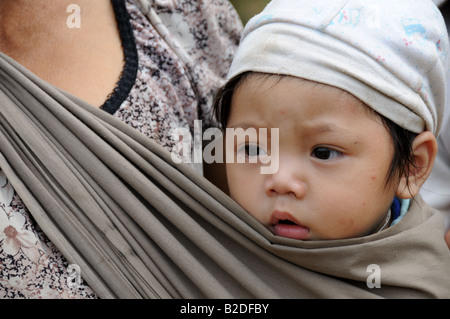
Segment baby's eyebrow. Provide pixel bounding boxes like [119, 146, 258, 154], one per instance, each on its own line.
[228, 121, 353, 136]
[304, 122, 358, 139]
[308, 123, 342, 134]
[227, 121, 266, 129]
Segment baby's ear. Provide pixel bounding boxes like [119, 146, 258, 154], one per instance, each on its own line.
[396, 131, 437, 199]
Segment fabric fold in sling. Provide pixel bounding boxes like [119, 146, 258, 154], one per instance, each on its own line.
[1, 52, 450, 299]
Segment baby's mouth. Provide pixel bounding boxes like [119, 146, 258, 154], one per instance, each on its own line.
[270, 211, 310, 240]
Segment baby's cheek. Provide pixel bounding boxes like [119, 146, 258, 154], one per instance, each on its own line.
[229, 179, 253, 209]
[336, 217, 359, 235]
[327, 215, 371, 239]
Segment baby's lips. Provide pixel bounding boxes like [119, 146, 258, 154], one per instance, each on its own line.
[272, 223, 310, 240]
[270, 210, 303, 226]
[270, 210, 310, 240]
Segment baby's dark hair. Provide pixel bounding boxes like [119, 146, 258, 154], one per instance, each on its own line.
[212, 72, 418, 191]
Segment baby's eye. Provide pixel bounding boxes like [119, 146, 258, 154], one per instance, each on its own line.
[311, 147, 342, 160]
[236, 143, 268, 162]
[244, 144, 267, 157]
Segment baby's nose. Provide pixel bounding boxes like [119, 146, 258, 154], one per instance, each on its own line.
[264, 161, 306, 199]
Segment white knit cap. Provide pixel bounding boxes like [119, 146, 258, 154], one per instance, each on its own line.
[433, 0, 447, 7]
[228, 0, 449, 135]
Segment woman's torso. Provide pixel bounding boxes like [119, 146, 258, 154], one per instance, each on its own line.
[0, 0, 241, 298]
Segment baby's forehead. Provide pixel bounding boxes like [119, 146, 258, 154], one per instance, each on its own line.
[240, 73, 370, 111]
[230, 73, 384, 132]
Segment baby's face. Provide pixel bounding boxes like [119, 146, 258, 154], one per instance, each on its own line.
[225, 75, 399, 240]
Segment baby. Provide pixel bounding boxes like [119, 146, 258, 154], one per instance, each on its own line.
[214, 0, 449, 240]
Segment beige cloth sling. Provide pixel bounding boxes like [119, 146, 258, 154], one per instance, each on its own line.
[1, 52, 450, 299]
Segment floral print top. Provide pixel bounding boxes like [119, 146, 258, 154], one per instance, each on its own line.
[0, 0, 241, 298]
